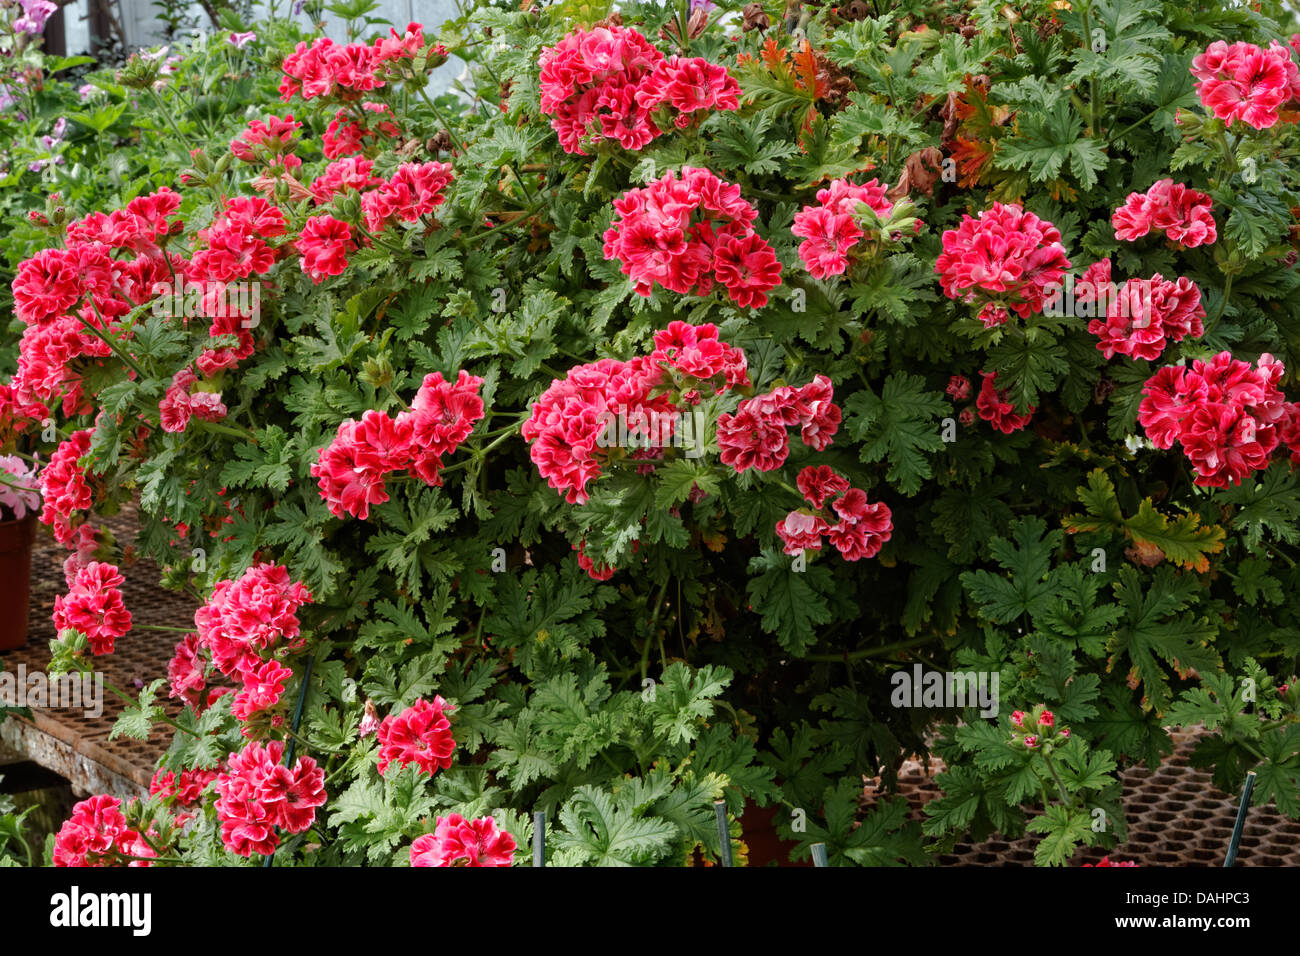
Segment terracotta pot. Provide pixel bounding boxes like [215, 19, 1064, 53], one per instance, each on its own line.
[740, 799, 809, 867]
[0, 513, 37, 651]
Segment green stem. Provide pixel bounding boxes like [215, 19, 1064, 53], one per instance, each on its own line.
[73, 306, 147, 379]
[640, 575, 672, 682]
[1041, 750, 1076, 811]
[1079, 2, 1102, 137]
[803, 634, 939, 662]
[193, 418, 258, 441]
[145, 83, 196, 153]
[100, 676, 199, 738]
[1105, 105, 1164, 145]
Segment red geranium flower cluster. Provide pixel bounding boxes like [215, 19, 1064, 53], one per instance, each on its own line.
[61, 523, 100, 588]
[229, 114, 303, 174]
[297, 214, 357, 284]
[38, 428, 94, 546]
[538, 25, 740, 154]
[410, 814, 516, 867]
[574, 539, 617, 581]
[376, 696, 457, 776]
[311, 370, 486, 519]
[522, 322, 748, 504]
[1078, 259, 1205, 361]
[51, 560, 132, 655]
[716, 374, 841, 474]
[792, 177, 914, 279]
[189, 563, 312, 725]
[1190, 40, 1300, 130]
[934, 202, 1070, 328]
[1010, 706, 1070, 751]
[360, 161, 454, 233]
[975, 372, 1034, 434]
[278, 23, 432, 102]
[10, 188, 185, 417]
[160, 367, 229, 433]
[167, 632, 207, 709]
[53, 794, 156, 867]
[775, 465, 893, 561]
[0, 382, 48, 442]
[1083, 856, 1139, 867]
[150, 766, 219, 807]
[322, 103, 403, 159]
[602, 166, 782, 308]
[214, 740, 326, 857]
[1139, 351, 1296, 488]
[1111, 179, 1217, 247]
[310, 156, 384, 204]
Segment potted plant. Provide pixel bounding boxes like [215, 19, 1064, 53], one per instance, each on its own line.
[0, 454, 40, 651]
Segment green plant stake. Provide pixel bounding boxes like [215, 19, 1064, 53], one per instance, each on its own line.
[533, 810, 545, 868]
[714, 800, 732, 867]
[811, 843, 829, 867]
[264, 654, 316, 868]
[1223, 771, 1256, 867]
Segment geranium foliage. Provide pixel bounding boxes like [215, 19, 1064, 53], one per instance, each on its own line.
[3, 0, 1300, 867]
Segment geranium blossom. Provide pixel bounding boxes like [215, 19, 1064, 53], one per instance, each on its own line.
[310, 156, 383, 204]
[602, 166, 781, 308]
[1138, 352, 1290, 487]
[231, 659, 294, 721]
[297, 215, 356, 283]
[150, 767, 219, 806]
[522, 323, 745, 503]
[776, 467, 891, 561]
[934, 203, 1070, 324]
[160, 367, 229, 433]
[1190, 40, 1300, 130]
[634, 54, 742, 124]
[792, 178, 912, 278]
[52, 561, 131, 655]
[1111, 179, 1217, 247]
[1080, 259, 1205, 360]
[410, 814, 516, 867]
[53, 794, 138, 867]
[376, 696, 457, 776]
[360, 161, 454, 232]
[716, 376, 841, 474]
[538, 27, 740, 154]
[311, 373, 484, 519]
[215, 740, 326, 856]
[194, 563, 312, 679]
[975, 372, 1034, 433]
[167, 632, 208, 709]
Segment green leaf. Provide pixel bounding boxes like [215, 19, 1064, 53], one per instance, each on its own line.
[996, 99, 1109, 188]
[960, 516, 1065, 624]
[1027, 803, 1094, 866]
[843, 372, 948, 495]
[1063, 468, 1226, 571]
[1107, 565, 1220, 713]
[553, 785, 677, 866]
[745, 550, 834, 656]
[109, 679, 166, 741]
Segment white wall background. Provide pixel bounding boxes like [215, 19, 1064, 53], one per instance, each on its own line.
[60, 0, 464, 92]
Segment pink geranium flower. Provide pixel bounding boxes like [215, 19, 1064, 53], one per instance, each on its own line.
[376, 696, 457, 776]
[52, 561, 132, 655]
[410, 814, 516, 867]
[1190, 40, 1300, 129]
[935, 203, 1070, 321]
